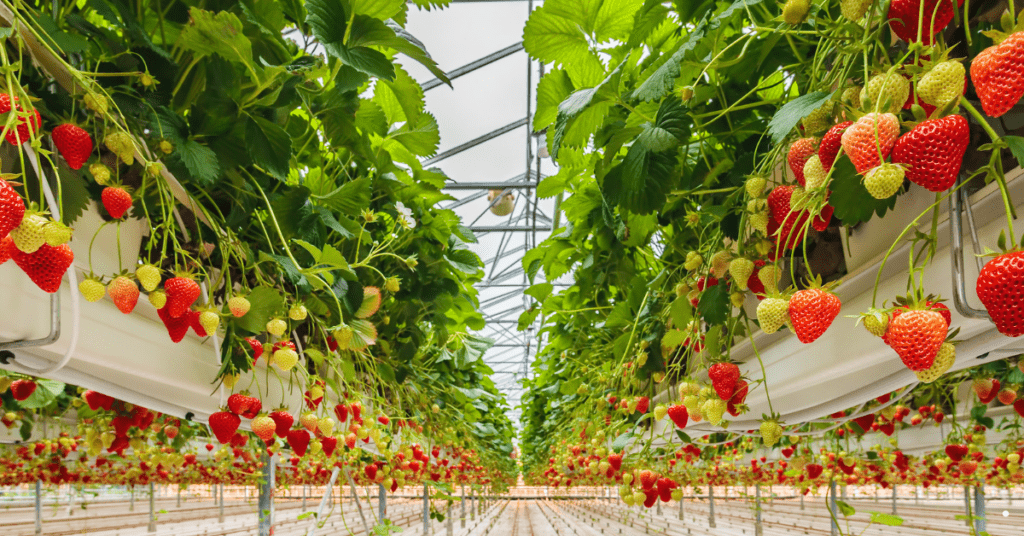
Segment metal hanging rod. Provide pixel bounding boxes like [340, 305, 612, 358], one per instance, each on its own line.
[470, 225, 553, 233]
[423, 118, 529, 166]
[423, 42, 525, 91]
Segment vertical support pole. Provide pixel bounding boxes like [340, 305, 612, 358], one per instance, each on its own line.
[218, 484, 224, 523]
[678, 492, 684, 521]
[446, 499, 454, 536]
[461, 485, 466, 528]
[841, 485, 847, 501]
[341, 468, 371, 535]
[147, 482, 156, 533]
[892, 485, 897, 515]
[800, 492, 805, 510]
[707, 486, 716, 528]
[379, 484, 387, 522]
[66, 485, 74, 516]
[34, 480, 42, 536]
[423, 485, 431, 536]
[177, 487, 181, 508]
[302, 485, 307, 511]
[974, 485, 986, 534]
[130, 485, 135, 511]
[829, 480, 838, 536]
[212, 484, 217, 505]
[656, 495, 662, 515]
[307, 466, 341, 536]
[755, 485, 763, 536]
[915, 486, 920, 505]
[258, 452, 273, 536]
[964, 485, 972, 526]
[470, 490, 476, 521]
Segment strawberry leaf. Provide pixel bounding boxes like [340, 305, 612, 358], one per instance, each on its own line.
[767, 90, 834, 144]
[1003, 136, 1024, 170]
[828, 155, 899, 226]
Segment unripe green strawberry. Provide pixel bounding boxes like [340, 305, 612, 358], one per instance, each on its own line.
[745, 176, 767, 197]
[760, 419, 783, 447]
[272, 347, 298, 371]
[730, 291, 745, 308]
[228, 296, 251, 317]
[79, 277, 106, 302]
[266, 318, 287, 337]
[842, 86, 862, 108]
[702, 398, 727, 426]
[758, 265, 782, 295]
[11, 213, 47, 253]
[159, 140, 173, 154]
[710, 250, 731, 278]
[864, 163, 904, 199]
[199, 310, 220, 334]
[684, 251, 703, 271]
[861, 72, 910, 114]
[757, 297, 790, 334]
[918, 61, 965, 108]
[149, 289, 167, 309]
[915, 342, 955, 383]
[289, 304, 308, 321]
[135, 264, 161, 292]
[333, 325, 353, 348]
[749, 211, 769, 234]
[863, 310, 889, 337]
[653, 404, 668, 421]
[801, 102, 833, 134]
[782, 0, 811, 24]
[146, 162, 163, 178]
[840, 0, 872, 20]
[384, 276, 401, 293]
[671, 489, 684, 501]
[84, 93, 108, 115]
[43, 222, 72, 246]
[729, 258, 755, 291]
[802, 155, 827, 190]
[89, 163, 111, 185]
[103, 132, 134, 165]
[317, 416, 335, 436]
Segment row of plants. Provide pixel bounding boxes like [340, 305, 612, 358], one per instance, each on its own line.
[516, 0, 1024, 519]
[0, 0, 518, 507]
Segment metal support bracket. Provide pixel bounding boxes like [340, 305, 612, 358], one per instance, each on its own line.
[0, 293, 60, 353]
[950, 177, 991, 319]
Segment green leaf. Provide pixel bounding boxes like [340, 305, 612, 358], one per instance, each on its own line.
[178, 8, 253, 65]
[340, 358, 357, 382]
[662, 329, 686, 349]
[525, 283, 554, 301]
[19, 379, 65, 409]
[1004, 135, 1024, 169]
[175, 140, 220, 186]
[767, 91, 834, 144]
[836, 500, 855, 517]
[389, 112, 440, 156]
[523, 7, 591, 67]
[551, 62, 622, 157]
[611, 431, 632, 452]
[351, 0, 404, 19]
[315, 178, 371, 217]
[534, 69, 575, 131]
[306, 1, 396, 81]
[374, 65, 424, 125]
[57, 165, 90, 225]
[32, 13, 89, 54]
[828, 156, 898, 226]
[697, 284, 730, 325]
[868, 512, 903, 526]
[670, 298, 693, 329]
[245, 115, 292, 180]
[236, 286, 285, 334]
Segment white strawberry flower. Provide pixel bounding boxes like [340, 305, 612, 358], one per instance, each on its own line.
[396, 202, 416, 229]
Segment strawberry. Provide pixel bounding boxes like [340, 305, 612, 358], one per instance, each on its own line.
[973, 378, 999, 403]
[51, 124, 93, 170]
[317, 416, 335, 436]
[757, 297, 790, 334]
[228, 296, 251, 317]
[703, 398, 727, 425]
[227, 393, 249, 416]
[788, 288, 841, 343]
[972, 32, 1024, 117]
[245, 337, 264, 362]
[891, 115, 968, 192]
[199, 310, 220, 334]
[107, 276, 139, 314]
[209, 411, 241, 444]
[148, 290, 166, 309]
[708, 362, 740, 400]
[888, 0, 958, 45]
[11, 243, 73, 293]
[0, 94, 40, 145]
[287, 429, 310, 456]
[607, 453, 623, 471]
[727, 380, 749, 418]
[241, 394, 262, 419]
[760, 419, 783, 447]
[334, 403, 349, 423]
[638, 469, 657, 490]
[666, 405, 689, 429]
[801, 101, 834, 134]
[864, 163, 905, 199]
[101, 187, 132, 219]
[635, 396, 650, 414]
[710, 250, 732, 278]
[289, 303, 308, 321]
[915, 342, 955, 383]
[918, 60, 966, 108]
[188, 310, 207, 337]
[812, 203, 834, 232]
[272, 346, 299, 371]
[267, 410, 294, 438]
[90, 163, 111, 185]
[861, 73, 911, 114]
[945, 443, 969, 461]
[82, 390, 114, 411]
[767, 185, 810, 252]
[43, 222, 71, 246]
[1014, 399, 1024, 418]
[164, 275, 200, 318]
[818, 121, 852, 172]
[977, 251, 1024, 336]
[805, 463, 824, 479]
[135, 264, 161, 292]
[958, 459, 978, 475]
[157, 305, 190, 342]
[0, 177, 25, 241]
[802, 155, 827, 190]
[300, 413, 319, 432]
[841, 113, 899, 174]
[841, 0, 872, 20]
[10, 213, 47, 254]
[78, 277, 106, 302]
[10, 379, 36, 401]
[728, 258, 754, 291]
[0, 236, 12, 264]
[886, 309, 946, 371]
[267, 317, 287, 337]
[997, 387, 1017, 405]
[745, 176, 767, 197]
[321, 436, 338, 457]
[251, 414, 276, 442]
[364, 464, 378, 481]
[787, 138, 817, 186]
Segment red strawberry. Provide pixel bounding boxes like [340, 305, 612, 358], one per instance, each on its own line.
[0, 236, 12, 264]
[164, 276, 200, 318]
[638, 470, 657, 490]
[245, 337, 263, 362]
[10, 379, 36, 401]
[51, 124, 93, 170]
[321, 436, 338, 457]
[805, 463, 824, 479]
[101, 187, 132, 219]
[635, 396, 650, 413]
[334, 403, 349, 423]
[767, 185, 810, 253]
[364, 464, 378, 481]
[708, 362, 740, 400]
[83, 390, 114, 411]
[787, 138, 818, 186]
[666, 405, 689, 429]
[819, 121, 852, 171]
[0, 177, 25, 241]
[107, 276, 139, 314]
[851, 413, 876, 433]
[11, 243, 73, 293]
[841, 113, 900, 174]
[886, 309, 946, 371]
[788, 288, 841, 343]
[269, 410, 294, 438]
[0, 94, 40, 145]
[188, 309, 207, 337]
[227, 393, 248, 416]
[157, 305, 190, 342]
[971, 31, 1024, 117]
[727, 379, 749, 416]
[891, 115, 968, 192]
[977, 379, 1000, 404]
[607, 453, 622, 471]
[209, 411, 240, 444]
[1013, 399, 1024, 418]
[287, 429, 310, 456]
[977, 251, 1024, 336]
[945, 444, 968, 462]
[888, 0, 959, 45]
[812, 203, 834, 232]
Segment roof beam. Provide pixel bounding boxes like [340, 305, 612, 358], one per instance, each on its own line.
[423, 42, 524, 91]
[423, 118, 527, 166]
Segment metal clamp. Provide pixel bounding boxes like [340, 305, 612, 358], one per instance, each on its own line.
[949, 177, 991, 319]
